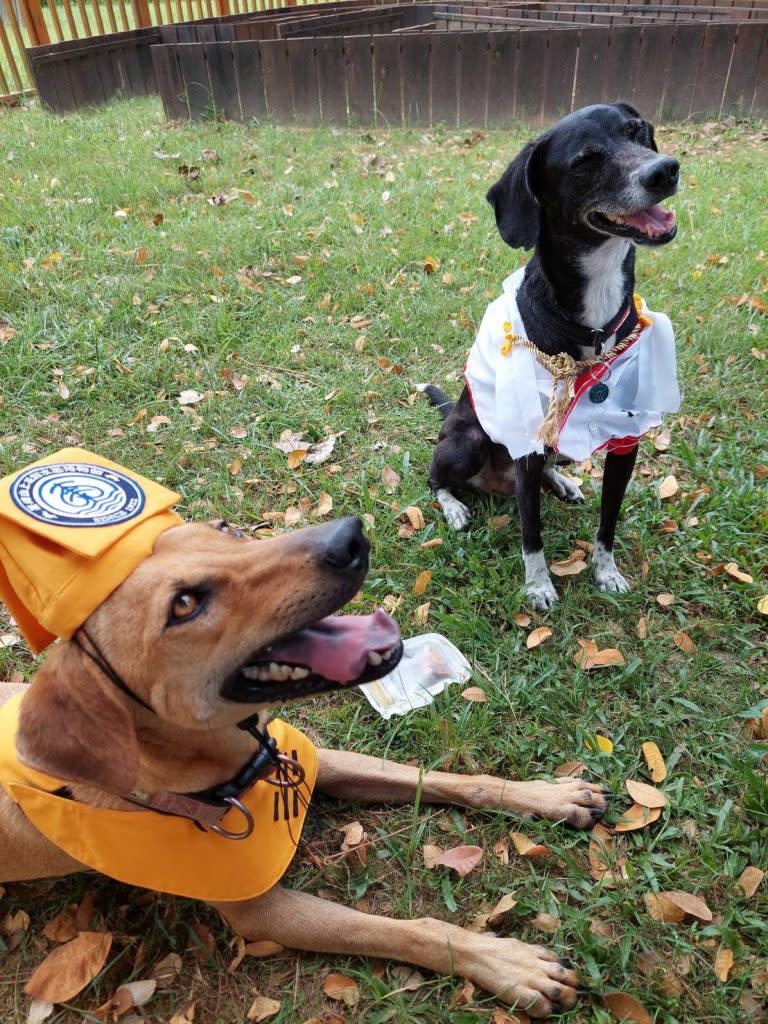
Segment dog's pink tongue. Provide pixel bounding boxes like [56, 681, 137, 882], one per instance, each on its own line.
[623, 204, 676, 235]
[266, 610, 401, 683]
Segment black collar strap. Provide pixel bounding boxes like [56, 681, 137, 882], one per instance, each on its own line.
[520, 292, 638, 356]
[71, 629, 285, 836]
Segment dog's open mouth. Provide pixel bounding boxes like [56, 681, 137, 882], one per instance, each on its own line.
[588, 204, 677, 245]
[221, 609, 403, 704]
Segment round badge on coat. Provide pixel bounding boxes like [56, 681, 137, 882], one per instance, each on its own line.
[589, 382, 610, 404]
[10, 462, 145, 527]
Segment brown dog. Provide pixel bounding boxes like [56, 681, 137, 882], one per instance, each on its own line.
[0, 516, 606, 1017]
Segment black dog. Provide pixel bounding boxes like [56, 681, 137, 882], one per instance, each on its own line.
[421, 103, 680, 610]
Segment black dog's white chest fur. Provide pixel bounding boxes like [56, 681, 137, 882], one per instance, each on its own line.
[421, 102, 680, 611]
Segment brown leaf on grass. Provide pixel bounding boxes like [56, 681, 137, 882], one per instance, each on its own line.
[492, 1009, 531, 1024]
[414, 601, 430, 625]
[323, 973, 360, 1006]
[422, 844, 442, 869]
[0, 321, 18, 345]
[588, 823, 614, 877]
[434, 845, 483, 877]
[626, 779, 667, 809]
[420, 537, 442, 549]
[42, 907, 78, 944]
[735, 865, 764, 898]
[25, 1000, 54, 1024]
[714, 947, 734, 983]
[461, 686, 488, 703]
[662, 890, 713, 922]
[389, 965, 425, 991]
[492, 837, 510, 864]
[653, 428, 671, 451]
[403, 505, 425, 529]
[314, 492, 333, 517]
[94, 979, 157, 1020]
[287, 449, 306, 470]
[514, 613, 531, 627]
[644, 892, 686, 923]
[656, 593, 675, 607]
[549, 552, 588, 577]
[554, 760, 586, 778]
[636, 616, 648, 640]
[486, 893, 518, 927]
[532, 912, 560, 934]
[658, 475, 678, 499]
[25, 932, 113, 1003]
[413, 570, 432, 596]
[614, 804, 661, 832]
[187, 921, 215, 961]
[150, 952, 182, 988]
[487, 514, 511, 529]
[573, 641, 625, 671]
[603, 991, 653, 1023]
[247, 994, 282, 1021]
[423, 256, 440, 274]
[724, 561, 753, 583]
[381, 466, 401, 493]
[526, 626, 553, 650]
[456, 979, 475, 1005]
[509, 832, 551, 858]
[641, 742, 667, 783]
[673, 630, 695, 654]
[338, 821, 364, 850]
[1, 909, 30, 946]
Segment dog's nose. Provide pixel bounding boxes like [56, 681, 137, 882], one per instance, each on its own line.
[320, 517, 368, 572]
[639, 156, 680, 193]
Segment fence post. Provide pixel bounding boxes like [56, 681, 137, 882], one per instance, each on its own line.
[215, 0, 230, 14]
[131, 0, 153, 27]
[16, 0, 50, 46]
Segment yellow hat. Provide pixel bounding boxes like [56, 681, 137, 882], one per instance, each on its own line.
[0, 449, 182, 653]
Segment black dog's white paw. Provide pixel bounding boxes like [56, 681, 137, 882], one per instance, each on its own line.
[592, 542, 631, 593]
[435, 488, 471, 531]
[543, 467, 585, 504]
[524, 551, 559, 610]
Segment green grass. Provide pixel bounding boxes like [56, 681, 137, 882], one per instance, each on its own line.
[0, 98, 766, 1023]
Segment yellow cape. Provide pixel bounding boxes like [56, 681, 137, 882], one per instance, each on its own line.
[0, 692, 317, 902]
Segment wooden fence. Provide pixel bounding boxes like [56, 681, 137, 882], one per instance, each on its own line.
[0, 0, 336, 101]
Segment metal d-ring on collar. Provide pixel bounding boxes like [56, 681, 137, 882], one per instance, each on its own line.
[71, 628, 304, 841]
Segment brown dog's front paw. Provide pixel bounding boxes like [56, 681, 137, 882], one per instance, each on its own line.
[467, 937, 582, 1017]
[517, 779, 608, 830]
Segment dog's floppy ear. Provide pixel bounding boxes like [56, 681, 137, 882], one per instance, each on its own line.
[486, 141, 542, 250]
[613, 101, 658, 152]
[16, 641, 139, 794]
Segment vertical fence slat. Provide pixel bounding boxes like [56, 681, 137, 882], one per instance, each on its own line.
[690, 21, 737, 115]
[486, 30, 518, 127]
[75, 0, 94, 37]
[661, 22, 707, 118]
[4, 3, 34, 78]
[47, 2, 66, 43]
[514, 28, 548, 127]
[177, 40, 212, 116]
[90, 0, 107, 36]
[104, 0, 119, 34]
[60, 0, 80, 38]
[232, 39, 267, 119]
[458, 32, 489, 125]
[572, 26, 611, 111]
[0, 17, 25, 91]
[750, 22, 768, 115]
[344, 34, 373, 125]
[316, 34, 347, 124]
[541, 22, 578, 120]
[152, 41, 190, 115]
[599, 24, 641, 106]
[373, 33, 402, 126]
[429, 32, 459, 126]
[722, 22, 766, 116]
[287, 37, 319, 121]
[632, 24, 674, 120]
[260, 38, 293, 119]
[17, 0, 50, 45]
[400, 32, 430, 124]
[205, 40, 241, 117]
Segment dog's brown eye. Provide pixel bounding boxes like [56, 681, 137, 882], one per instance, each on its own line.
[171, 592, 201, 621]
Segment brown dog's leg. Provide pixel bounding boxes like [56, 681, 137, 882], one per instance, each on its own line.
[214, 886, 579, 1017]
[315, 749, 606, 829]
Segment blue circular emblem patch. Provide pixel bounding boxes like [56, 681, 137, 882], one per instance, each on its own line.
[10, 462, 145, 528]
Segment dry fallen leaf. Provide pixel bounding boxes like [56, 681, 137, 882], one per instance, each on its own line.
[724, 561, 753, 583]
[389, 965, 426, 991]
[641, 742, 667, 783]
[246, 994, 282, 1021]
[636, 616, 648, 640]
[42, 907, 78, 944]
[532, 912, 560, 934]
[614, 804, 661, 832]
[656, 592, 675, 607]
[509, 832, 551, 858]
[414, 601, 430, 625]
[757, 595, 768, 616]
[322, 973, 360, 1007]
[381, 466, 401, 493]
[625, 779, 667, 809]
[514, 612, 531, 627]
[413, 570, 432, 596]
[714, 946, 734, 983]
[403, 505, 425, 530]
[422, 844, 442, 869]
[554, 759, 586, 777]
[433, 845, 483, 877]
[244, 940, 284, 958]
[287, 449, 306, 470]
[25, 931, 113, 1003]
[314, 492, 333, 518]
[25, 1000, 54, 1024]
[653, 428, 671, 452]
[735, 865, 764, 898]
[487, 514, 511, 529]
[673, 630, 695, 654]
[662, 890, 713, 922]
[177, 389, 203, 406]
[588, 822, 614, 877]
[526, 626, 553, 650]
[585, 734, 614, 755]
[644, 892, 686, 923]
[486, 893, 518, 927]
[549, 553, 588, 577]
[461, 686, 488, 703]
[151, 952, 182, 987]
[338, 821, 364, 850]
[603, 991, 653, 1023]
[573, 641, 625, 670]
[658, 475, 678, 499]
